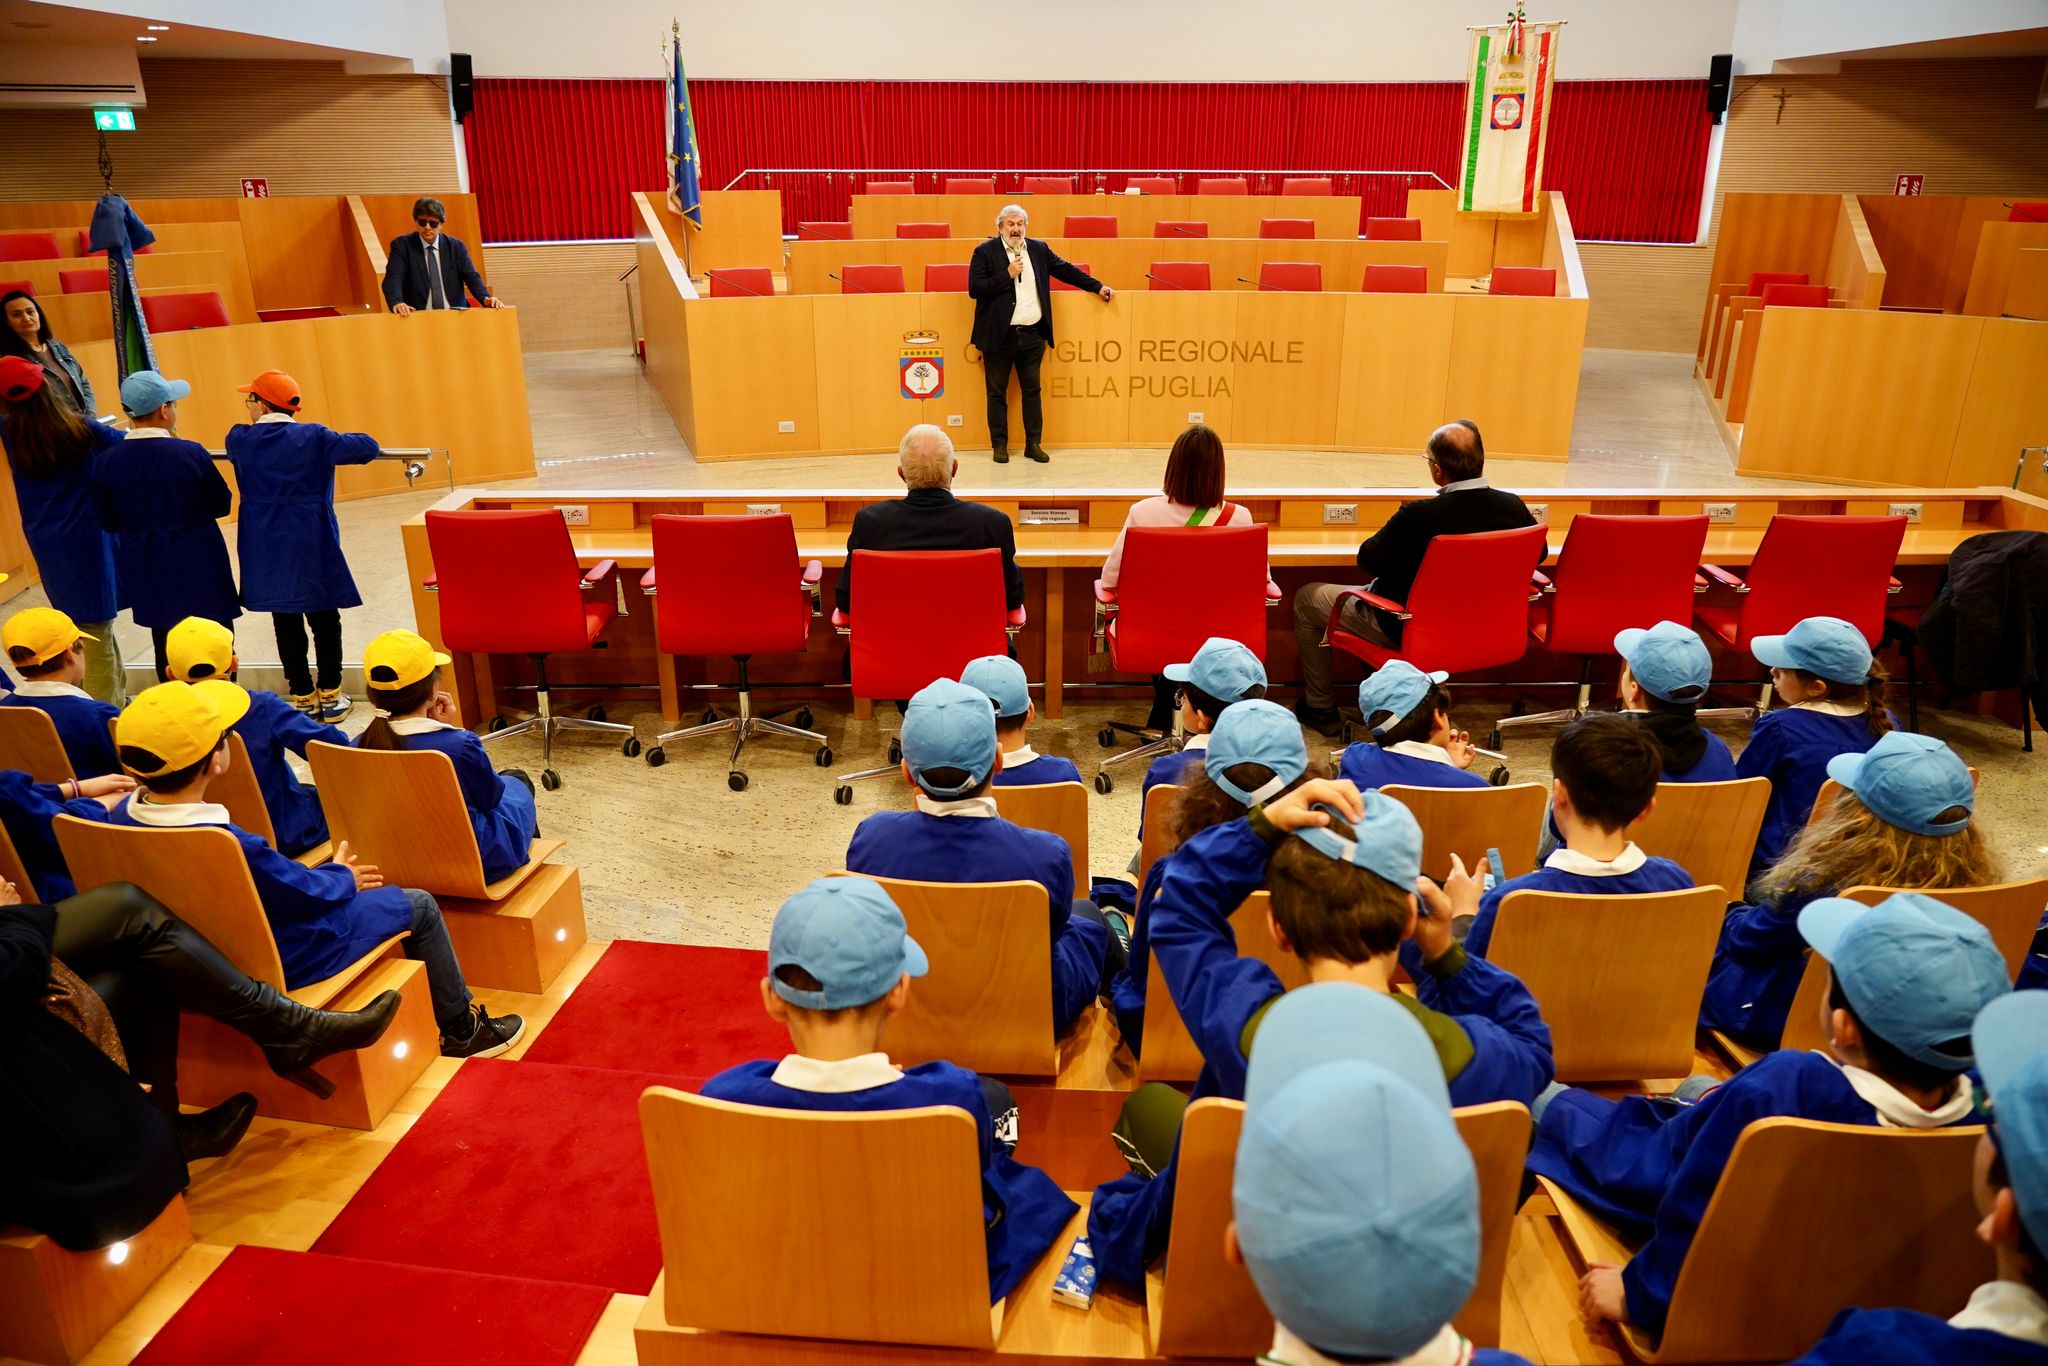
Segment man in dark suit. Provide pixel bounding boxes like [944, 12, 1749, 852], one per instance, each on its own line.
[1291, 420, 1536, 733]
[836, 424, 1024, 616]
[382, 197, 505, 315]
[968, 204, 1114, 465]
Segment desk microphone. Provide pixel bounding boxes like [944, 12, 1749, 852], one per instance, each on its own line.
[707, 271, 772, 298]
[1236, 276, 1290, 292]
[1162, 223, 1201, 237]
[1143, 272, 1189, 291]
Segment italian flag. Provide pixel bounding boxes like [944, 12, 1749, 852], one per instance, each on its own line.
[1457, 20, 1562, 215]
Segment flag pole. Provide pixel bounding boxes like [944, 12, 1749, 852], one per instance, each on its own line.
[672, 17, 693, 279]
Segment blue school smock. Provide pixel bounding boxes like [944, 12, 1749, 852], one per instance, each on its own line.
[92, 432, 239, 629]
[992, 753, 1082, 787]
[1136, 745, 1204, 839]
[1107, 858, 1169, 1052]
[0, 688, 122, 778]
[845, 807, 1107, 1035]
[1466, 853, 1697, 959]
[1, 418, 124, 623]
[1695, 886, 1832, 1047]
[236, 690, 346, 857]
[1787, 1302, 2048, 1366]
[1526, 1050, 1977, 1336]
[0, 768, 111, 902]
[1086, 816, 1555, 1286]
[1737, 707, 1889, 873]
[700, 1060, 1076, 1302]
[224, 417, 380, 612]
[361, 723, 537, 883]
[1670, 731, 1738, 782]
[108, 796, 413, 987]
[1338, 742, 1490, 792]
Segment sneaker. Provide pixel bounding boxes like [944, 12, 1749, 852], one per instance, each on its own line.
[316, 688, 354, 723]
[291, 692, 319, 718]
[1103, 908, 1133, 955]
[441, 1003, 525, 1060]
[1293, 700, 1344, 737]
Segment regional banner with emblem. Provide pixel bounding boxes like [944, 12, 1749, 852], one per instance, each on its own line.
[1457, 10, 1563, 215]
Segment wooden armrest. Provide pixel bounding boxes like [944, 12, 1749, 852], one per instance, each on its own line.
[1698, 562, 1746, 591]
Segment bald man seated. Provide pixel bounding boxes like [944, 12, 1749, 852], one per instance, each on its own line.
[835, 424, 1025, 617]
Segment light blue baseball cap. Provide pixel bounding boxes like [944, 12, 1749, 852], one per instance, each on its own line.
[1798, 891, 2009, 1069]
[1972, 992, 2048, 1252]
[901, 678, 999, 797]
[118, 369, 191, 417]
[1614, 620, 1712, 704]
[1293, 788, 1424, 892]
[1236, 983, 1477, 1359]
[1163, 636, 1267, 705]
[1751, 615, 1873, 684]
[959, 654, 1030, 718]
[1826, 731, 1974, 836]
[1204, 699, 1307, 806]
[1357, 660, 1447, 731]
[767, 877, 929, 1010]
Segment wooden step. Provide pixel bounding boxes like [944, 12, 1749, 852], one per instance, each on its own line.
[0, 1196, 192, 1365]
[438, 861, 587, 993]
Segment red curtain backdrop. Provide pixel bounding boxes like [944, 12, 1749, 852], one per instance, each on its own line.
[464, 77, 1710, 245]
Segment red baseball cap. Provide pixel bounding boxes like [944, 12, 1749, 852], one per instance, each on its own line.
[236, 369, 301, 411]
[0, 355, 44, 404]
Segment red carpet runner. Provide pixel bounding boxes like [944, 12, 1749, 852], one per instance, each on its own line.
[521, 939, 785, 1077]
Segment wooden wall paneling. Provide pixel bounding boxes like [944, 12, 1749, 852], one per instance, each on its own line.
[1542, 193, 1589, 299]
[847, 193, 1358, 243]
[1443, 296, 1585, 461]
[1826, 194, 1887, 308]
[236, 196, 357, 312]
[634, 193, 698, 454]
[1228, 293, 1345, 447]
[1946, 319, 2048, 487]
[1038, 294, 1131, 449]
[2007, 250, 2048, 321]
[1125, 290, 1239, 445]
[687, 190, 788, 275]
[1962, 223, 2048, 316]
[358, 193, 487, 278]
[811, 293, 927, 452]
[1334, 293, 1456, 452]
[482, 242, 637, 352]
[1697, 193, 1843, 356]
[916, 292, 990, 451]
[1856, 194, 1964, 311]
[786, 239, 894, 295]
[1581, 243, 1710, 351]
[1406, 188, 1499, 278]
[683, 298, 820, 459]
[1943, 196, 2020, 313]
[343, 196, 390, 313]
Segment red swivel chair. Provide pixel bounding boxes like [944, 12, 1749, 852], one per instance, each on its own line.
[866, 180, 914, 194]
[59, 269, 103, 294]
[1021, 176, 1074, 196]
[422, 509, 639, 789]
[77, 231, 150, 256]
[1696, 514, 1907, 716]
[639, 514, 830, 789]
[707, 268, 774, 298]
[1488, 267, 1556, 297]
[1281, 177, 1334, 195]
[1063, 216, 1118, 238]
[1148, 262, 1212, 291]
[1363, 264, 1427, 294]
[1366, 218, 1424, 241]
[829, 548, 1024, 802]
[896, 222, 951, 239]
[923, 263, 969, 292]
[1258, 262, 1322, 292]
[1760, 283, 1828, 309]
[840, 265, 906, 294]
[1746, 271, 1808, 296]
[1154, 220, 1208, 238]
[0, 279, 31, 298]
[140, 291, 230, 331]
[797, 221, 854, 240]
[1329, 524, 1549, 677]
[1051, 263, 1092, 292]
[1259, 219, 1315, 239]
[1126, 176, 1175, 196]
[1493, 515, 1710, 745]
[943, 177, 994, 193]
[1197, 177, 1249, 195]
[0, 234, 59, 263]
[1090, 527, 1277, 791]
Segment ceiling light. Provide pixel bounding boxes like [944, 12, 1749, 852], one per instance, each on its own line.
[136, 35, 157, 42]
[147, 24, 170, 30]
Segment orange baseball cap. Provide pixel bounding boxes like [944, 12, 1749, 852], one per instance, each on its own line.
[236, 369, 301, 411]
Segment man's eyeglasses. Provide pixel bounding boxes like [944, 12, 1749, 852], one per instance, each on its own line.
[415, 218, 442, 228]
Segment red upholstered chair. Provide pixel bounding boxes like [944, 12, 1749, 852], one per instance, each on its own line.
[1493, 515, 1710, 743]
[923, 263, 969, 292]
[896, 222, 950, 239]
[1051, 263, 1091, 292]
[1197, 177, 1249, 195]
[2010, 202, 2048, 223]
[0, 233, 60, 262]
[1062, 216, 1118, 238]
[840, 265, 905, 294]
[829, 548, 1025, 800]
[1148, 262, 1212, 291]
[1091, 527, 1277, 789]
[422, 509, 638, 789]
[1021, 176, 1074, 195]
[0, 279, 32, 298]
[59, 269, 103, 294]
[707, 268, 774, 298]
[1746, 271, 1808, 296]
[1154, 220, 1208, 239]
[1488, 267, 1556, 297]
[77, 230, 150, 256]
[1366, 217, 1424, 241]
[796, 221, 854, 240]
[1330, 524, 1548, 676]
[865, 180, 914, 194]
[1363, 264, 1427, 294]
[638, 514, 830, 788]
[1259, 219, 1315, 239]
[140, 291, 230, 331]
[1126, 176, 1176, 196]
[1281, 177, 1333, 195]
[943, 177, 994, 193]
[1257, 262, 1322, 292]
[1760, 283, 1828, 309]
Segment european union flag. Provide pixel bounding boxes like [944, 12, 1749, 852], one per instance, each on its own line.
[669, 36, 702, 230]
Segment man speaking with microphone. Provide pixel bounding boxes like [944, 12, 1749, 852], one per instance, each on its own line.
[968, 205, 1113, 464]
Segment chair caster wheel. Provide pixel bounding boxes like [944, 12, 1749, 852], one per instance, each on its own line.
[487, 715, 507, 733]
[834, 785, 853, 805]
[795, 707, 814, 729]
[1488, 765, 1511, 787]
[646, 746, 666, 767]
[1098, 727, 1117, 748]
[587, 705, 607, 722]
[700, 707, 719, 725]
[1094, 772, 1114, 794]
[815, 746, 833, 766]
[887, 738, 901, 764]
[622, 736, 642, 758]
[728, 770, 749, 792]
[1486, 728, 1502, 750]
[541, 769, 562, 791]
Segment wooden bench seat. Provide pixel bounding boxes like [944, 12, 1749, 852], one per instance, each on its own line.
[0, 1198, 192, 1365]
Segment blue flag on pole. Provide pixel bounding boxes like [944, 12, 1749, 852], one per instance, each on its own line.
[667, 34, 702, 229]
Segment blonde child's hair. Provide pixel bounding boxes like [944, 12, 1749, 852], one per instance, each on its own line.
[1754, 790, 1999, 904]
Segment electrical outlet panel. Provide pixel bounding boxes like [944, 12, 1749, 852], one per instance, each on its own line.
[1887, 502, 1923, 523]
[945, 414, 963, 427]
[777, 420, 796, 433]
[1526, 503, 1549, 523]
[1324, 503, 1358, 525]
[745, 503, 781, 517]
[556, 505, 590, 526]
[1188, 411, 1204, 423]
[1704, 502, 1738, 523]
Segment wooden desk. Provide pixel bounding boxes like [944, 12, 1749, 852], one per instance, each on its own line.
[12, 248, 261, 336]
[848, 193, 1361, 242]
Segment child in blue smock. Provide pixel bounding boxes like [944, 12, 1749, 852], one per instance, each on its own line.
[1788, 990, 2048, 1366]
[1737, 615, 1896, 877]
[1699, 730, 1999, 1050]
[1614, 622, 1738, 782]
[93, 370, 239, 683]
[224, 369, 381, 723]
[354, 629, 538, 885]
[960, 654, 1081, 787]
[1337, 659, 1487, 791]
[1133, 635, 1268, 843]
[1235, 985, 1536, 1366]
[1466, 713, 1695, 960]
[1, 607, 122, 776]
[845, 678, 1119, 1036]
[1549, 892, 2008, 1341]
[1087, 730, 1555, 1287]
[110, 678, 522, 1060]
[0, 767, 131, 901]
[162, 615, 346, 858]
[701, 877, 1075, 1303]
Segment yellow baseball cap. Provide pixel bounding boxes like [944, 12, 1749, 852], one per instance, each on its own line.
[164, 616, 236, 682]
[3, 607, 96, 666]
[363, 629, 451, 690]
[116, 680, 252, 777]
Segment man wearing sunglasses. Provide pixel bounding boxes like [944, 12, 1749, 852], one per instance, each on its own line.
[382, 197, 505, 316]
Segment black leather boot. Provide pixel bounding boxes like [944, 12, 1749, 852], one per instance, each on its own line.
[250, 990, 405, 1097]
[174, 1092, 257, 1162]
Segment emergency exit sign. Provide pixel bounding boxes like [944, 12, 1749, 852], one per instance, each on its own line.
[92, 109, 136, 132]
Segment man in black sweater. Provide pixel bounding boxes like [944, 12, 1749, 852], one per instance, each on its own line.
[1291, 421, 1534, 734]
[835, 423, 1025, 616]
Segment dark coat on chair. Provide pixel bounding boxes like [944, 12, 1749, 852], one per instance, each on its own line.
[381, 232, 491, 311]
[967, 237, 1103, 355]
[836, 486, 1025, 614]
[1916, 530, 2048, 710]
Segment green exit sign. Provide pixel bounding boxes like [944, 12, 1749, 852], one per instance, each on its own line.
[93, 109, 136, 132]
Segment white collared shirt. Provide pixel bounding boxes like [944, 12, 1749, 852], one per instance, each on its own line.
[12, 680, 92, 700]
[1436, 477, 1491, 494]
[1262, 1323, 1470, 1366]
[1008, 240, 1041, 327]
[1387, 739, 1460, 767]
[1820, 1054, 1974, 1129]
[122, 795, 233, 828]
[1182, 734, 1211, 752]
[1542, 842, 1650, 877]
[914, 793, 999, 818]
[768, 1052, 903, 1093]
[123, 426, 171, 439]
[254, 411, 295, 425]
[1951, 1280, 2048, 1343]
[1791, 698, 1865, 717]
[384, 714, 456, 735]
[1002, 744, 1040, 766]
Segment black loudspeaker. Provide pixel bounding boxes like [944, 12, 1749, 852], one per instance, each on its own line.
[1707, 53, 1733, 124]
[451, 52, 474, 123]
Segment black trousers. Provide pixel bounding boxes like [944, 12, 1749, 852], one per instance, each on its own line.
[984, 326, 1047, 450]
[274, 610, 345, 695]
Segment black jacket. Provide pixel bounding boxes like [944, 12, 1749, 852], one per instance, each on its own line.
[967, 237, 1104, 355]
[1916, 530, 2048, 699]
[837, 486, 1025, 614]
[1354, 481, 1537, 606]
[382, 232, 492, 310]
